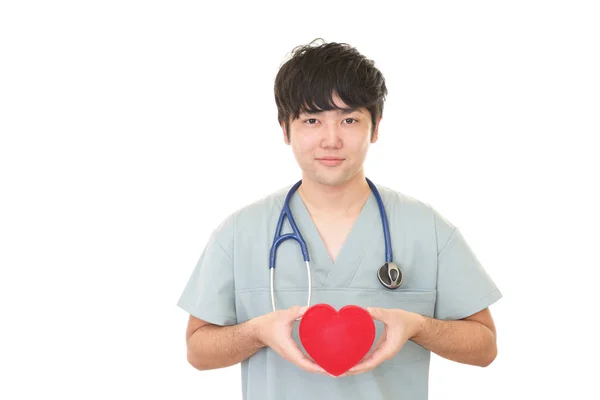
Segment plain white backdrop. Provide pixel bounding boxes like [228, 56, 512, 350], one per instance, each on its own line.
[1, 1, 599, 399]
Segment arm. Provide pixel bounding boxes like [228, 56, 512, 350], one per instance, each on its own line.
[184, 307, 327, 374]
[185, 315, 264, 370]
[343, 306, 498, 376]
[411, 307, 497, 367]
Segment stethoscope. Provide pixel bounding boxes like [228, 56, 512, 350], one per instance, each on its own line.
[269, 177, 403, 312]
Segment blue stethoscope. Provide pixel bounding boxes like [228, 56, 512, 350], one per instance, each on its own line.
[269, 177, 403, 311]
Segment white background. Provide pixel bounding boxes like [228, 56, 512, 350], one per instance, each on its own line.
[1, 1, 599, 399]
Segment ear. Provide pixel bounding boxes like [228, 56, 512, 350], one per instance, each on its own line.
[371, 116, 382, 143]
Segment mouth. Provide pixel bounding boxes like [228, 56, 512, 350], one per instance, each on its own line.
[316, 157, 345, 167]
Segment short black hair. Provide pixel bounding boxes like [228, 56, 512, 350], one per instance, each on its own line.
[274, 38, 388, 140]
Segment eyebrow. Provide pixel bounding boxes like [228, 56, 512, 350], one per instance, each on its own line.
[302, 108, 363, 115]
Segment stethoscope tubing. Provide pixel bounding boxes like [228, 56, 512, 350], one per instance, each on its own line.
[269, 178, 394, 312]
[270, 261, 312, 312]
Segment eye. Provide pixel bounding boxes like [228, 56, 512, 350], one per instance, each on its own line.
[344, 118, 358, 124]
[304, 118, 318, 125]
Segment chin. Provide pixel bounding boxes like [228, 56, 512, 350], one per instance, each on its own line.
[310, 172, 354, 187]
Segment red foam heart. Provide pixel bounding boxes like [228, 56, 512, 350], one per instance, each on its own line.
[299, 304, 376, 376]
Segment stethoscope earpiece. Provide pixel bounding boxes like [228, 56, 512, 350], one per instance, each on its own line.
[377, 262, 403, 289]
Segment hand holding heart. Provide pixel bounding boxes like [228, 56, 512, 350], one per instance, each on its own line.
[252, 305, 329, 376]
[340, 307, 424, 376]
[297, 304, 425, 377]
[253, 304, 424, 377]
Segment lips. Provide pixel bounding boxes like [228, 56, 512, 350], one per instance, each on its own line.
[316, 157, 344, 166]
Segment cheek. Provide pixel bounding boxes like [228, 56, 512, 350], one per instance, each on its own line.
[348, 135, 371, 152]
[292, 133, 318, 154]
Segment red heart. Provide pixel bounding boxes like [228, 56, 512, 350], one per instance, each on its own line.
[299, 304, 376, 376]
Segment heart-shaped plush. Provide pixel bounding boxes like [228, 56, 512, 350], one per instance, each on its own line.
[298, 304, 376, 376]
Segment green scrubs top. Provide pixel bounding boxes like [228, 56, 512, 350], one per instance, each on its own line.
[177, 182, 502, 400]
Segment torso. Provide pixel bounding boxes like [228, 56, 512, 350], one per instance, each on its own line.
[301, 190, 370, 263]
[227, 183, 445, 400]
[311, 215, 359, 263]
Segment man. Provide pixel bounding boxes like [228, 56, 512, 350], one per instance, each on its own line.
[177, 38, 501, 399]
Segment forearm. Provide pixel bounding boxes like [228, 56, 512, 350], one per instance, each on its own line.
[187, 319, 265, 370]
[411, 316, 497, 367]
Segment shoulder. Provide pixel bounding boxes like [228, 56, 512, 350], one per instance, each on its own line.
[374, 182, 438, 220]
[211, 185, 289, 241]
[374, 182, 456, 244]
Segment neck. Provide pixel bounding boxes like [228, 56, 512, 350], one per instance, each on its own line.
[297, 171, 371, 217]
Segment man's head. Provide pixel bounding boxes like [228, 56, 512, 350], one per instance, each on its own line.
[274, 38, 388, 187]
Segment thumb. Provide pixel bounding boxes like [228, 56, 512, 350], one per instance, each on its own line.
[291, 305, 309, 317]
[366, 306, 383, 320]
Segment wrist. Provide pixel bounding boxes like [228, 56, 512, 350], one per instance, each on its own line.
[410, 313, 427, 340]
[247, 317, 266, 349]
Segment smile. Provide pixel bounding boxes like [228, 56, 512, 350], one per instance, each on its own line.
[316, 158, 344, 167]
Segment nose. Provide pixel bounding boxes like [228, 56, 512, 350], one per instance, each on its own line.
[320, 122, 342, 148]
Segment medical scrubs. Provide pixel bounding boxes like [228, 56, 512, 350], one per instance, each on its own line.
[177, 182, 502, 400]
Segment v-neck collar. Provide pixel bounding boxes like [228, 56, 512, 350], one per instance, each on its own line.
[276, 181, 384, 288]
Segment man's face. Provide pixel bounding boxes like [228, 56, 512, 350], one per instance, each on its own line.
[282, 93, 381, 187]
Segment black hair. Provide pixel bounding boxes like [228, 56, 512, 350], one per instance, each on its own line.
[274, 38, 388, 140]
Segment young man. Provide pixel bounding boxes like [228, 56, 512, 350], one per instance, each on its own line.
[177, 38, 502, 399]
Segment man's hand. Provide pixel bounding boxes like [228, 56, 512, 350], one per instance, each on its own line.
[252, 306, 330, 376]
[340, 307, 424, 377]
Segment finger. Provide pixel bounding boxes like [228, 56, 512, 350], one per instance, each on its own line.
[342, 320, 388, 378]
[367, 331, 386, 355]
[281, 338, 327, 374]
[358, 331, 385, 366]
[287, 306, 308, 321]
[341, 359, 379, 377]
[367, 306, 388, 323]
[343, 348, 386, 376]
[289, 305, 309, 321]
[292, 354, 328, 375]
[302, 354, 335, 377]
[348, 337, 399, 374]
[339, 333, 389, 377]
[340, 369, 363, 377]
[345, 356, 381, 375]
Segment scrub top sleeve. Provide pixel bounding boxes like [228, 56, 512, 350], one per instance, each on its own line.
[432, 209, 502, 321]
[177, 219, 237, 326]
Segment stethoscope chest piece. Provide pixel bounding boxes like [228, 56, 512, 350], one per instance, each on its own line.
[377, 262, 403, 289]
